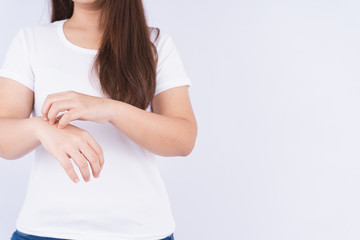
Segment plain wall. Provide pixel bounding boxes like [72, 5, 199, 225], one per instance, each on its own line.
[1, 0, 360, 239]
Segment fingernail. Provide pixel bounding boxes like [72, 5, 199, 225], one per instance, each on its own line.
[43, 117, 47, 121]
[74, 178, 79, 183]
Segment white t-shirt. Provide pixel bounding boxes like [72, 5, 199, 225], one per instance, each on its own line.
[0, 19, 191, 240]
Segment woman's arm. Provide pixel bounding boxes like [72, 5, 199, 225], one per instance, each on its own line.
[0, 77, 42, 160]
[106, 86, 197, 157]
[0, 116, 43, 160]
[40, 87, 197, 157]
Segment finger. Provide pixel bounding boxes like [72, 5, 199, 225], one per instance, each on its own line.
[47, 100, 75, 124]
[56, 113, 65, 120]
[68, 149, 91, 182]
[87, 137, 105, 169]
[58, 110, 83, 129]
[79, 143, 101, 178]
[57, 152, 79, 183]
[41, 91, 75, 120]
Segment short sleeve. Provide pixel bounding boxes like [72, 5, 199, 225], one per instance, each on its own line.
[0, 28, 35, 92]
[154, 31, 192, 96]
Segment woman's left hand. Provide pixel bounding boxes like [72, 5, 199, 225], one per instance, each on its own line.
[41, 90, 112, 129]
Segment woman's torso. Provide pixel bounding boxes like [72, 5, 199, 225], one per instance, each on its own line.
[12, 19, 176, 240]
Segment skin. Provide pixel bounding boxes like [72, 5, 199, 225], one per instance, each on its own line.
[0, 0, 197, 184]
[62, 0, 103, 50]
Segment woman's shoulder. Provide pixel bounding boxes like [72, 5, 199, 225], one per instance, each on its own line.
[18, 20, 63, 38]
[6, 21, 62, 51]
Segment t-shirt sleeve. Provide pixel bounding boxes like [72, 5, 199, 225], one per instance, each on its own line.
[0, 27, 35, 92]
[154, 31, 192, 96]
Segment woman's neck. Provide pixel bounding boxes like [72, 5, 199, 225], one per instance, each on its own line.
[66, 2, 102, 33]
[62, 2, 104, 50]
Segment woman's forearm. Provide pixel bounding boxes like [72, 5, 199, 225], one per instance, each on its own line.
[106, 99, 196, 157]
[0, 116, 43, 160]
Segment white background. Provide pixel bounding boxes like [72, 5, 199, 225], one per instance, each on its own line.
[1, 0, 360, 239]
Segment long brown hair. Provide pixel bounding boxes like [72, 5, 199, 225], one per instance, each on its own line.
[50, 0, 160, 111]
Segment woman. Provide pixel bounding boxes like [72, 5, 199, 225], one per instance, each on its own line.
[0, 0, 197, 239]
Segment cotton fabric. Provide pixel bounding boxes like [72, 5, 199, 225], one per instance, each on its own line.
[0, 19, 191, 240]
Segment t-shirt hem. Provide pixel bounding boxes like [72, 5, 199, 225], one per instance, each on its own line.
[155, 78, 191, 96]
[16, 221, 176, 240]
[0, 69, 34, 91]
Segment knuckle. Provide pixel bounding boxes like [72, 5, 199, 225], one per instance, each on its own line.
[63, 112, 71, 120]
[70, 135, 82, 145]
[78, 161, 88, 169]
[80, 131, 90, 141]
[49, 107, 58, 116]
[87, 155, 97, 163]
[81, 130, 90, 137]
[64, 143, 75, 152]
[63, 163, 73, 171]
[51, 101, 59, 108]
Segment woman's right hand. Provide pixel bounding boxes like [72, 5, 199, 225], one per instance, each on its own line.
[34, 116, 104, 183]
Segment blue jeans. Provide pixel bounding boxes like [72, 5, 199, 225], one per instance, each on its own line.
[11, 229, 175, 240]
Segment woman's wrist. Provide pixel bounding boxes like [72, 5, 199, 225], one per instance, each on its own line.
[28, 116, 52, 143]
[104, 98, 121, 124]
